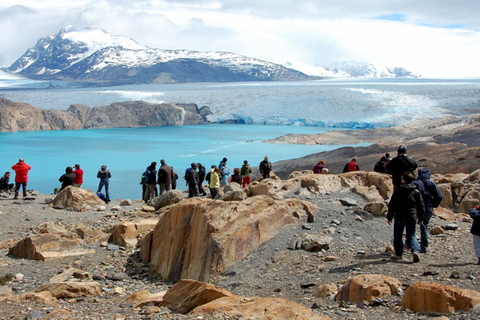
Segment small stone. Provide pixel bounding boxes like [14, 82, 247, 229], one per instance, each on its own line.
[324, 255, 336, 261]
[355, 215, 364, 222]
[357, 250, 366, 255]
[423, 270, 439, 276]
[300, 283, 316, 289]
[450, 271, 460, 279]
[444, 224, 458, 231]
[431, 226, 445, 235]
[107, 244, 120, 251]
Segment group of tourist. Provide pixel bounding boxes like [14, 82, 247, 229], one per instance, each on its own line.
[4, 150, 480, 264]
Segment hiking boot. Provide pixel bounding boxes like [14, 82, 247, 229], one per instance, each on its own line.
[413, 252, 420, 263]
[420, 249, 427, 254]
[391, 255, 403, 261]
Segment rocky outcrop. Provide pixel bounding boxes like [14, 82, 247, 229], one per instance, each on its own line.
[400, 282, 480, 313]
[140, 196, 316, 282]
[336, 274, 402, 303]
[52, 186, 105, 212]
[163, 279, 331, 320]
[0, 98, 211, 132]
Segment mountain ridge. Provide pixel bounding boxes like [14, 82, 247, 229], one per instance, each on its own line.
[4, 27, 416, 85]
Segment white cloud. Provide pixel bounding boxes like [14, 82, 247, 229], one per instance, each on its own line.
[1, 0, 480, 77]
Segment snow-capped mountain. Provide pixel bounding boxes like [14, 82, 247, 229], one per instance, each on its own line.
[6, 26, 313, 85]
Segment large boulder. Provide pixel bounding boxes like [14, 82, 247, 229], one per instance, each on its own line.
[400, 281, 480, 313]
[163, 280, 331, 320]
[336, 274, 402, 303]
[221, 183, 246, 201]
[109, 218, 158, 248]
[52, 186, 104, 212]
[148, 189, 184, 210]
[8, 234, 94, 261]
[140, 196, 316, 282]
[35, 282, 102, 299]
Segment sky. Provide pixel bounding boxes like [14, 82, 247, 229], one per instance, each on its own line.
[1, 0, 480, 78]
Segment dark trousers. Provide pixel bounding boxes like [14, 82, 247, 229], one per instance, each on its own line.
[15, 182, 27, 198]
[393, 220, 420, 256]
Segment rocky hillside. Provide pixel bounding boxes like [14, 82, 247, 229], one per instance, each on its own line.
[0, 98, 211, 131]
[1, 168, 480, 319]
[268, 113, 480, 178]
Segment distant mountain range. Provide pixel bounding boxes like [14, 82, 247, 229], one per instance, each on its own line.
[3, 26, 416, 85]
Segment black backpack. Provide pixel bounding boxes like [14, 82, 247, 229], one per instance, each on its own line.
[184, 168, 191, 185]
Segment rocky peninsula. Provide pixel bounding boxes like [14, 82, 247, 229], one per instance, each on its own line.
[0, 98, 211, 131]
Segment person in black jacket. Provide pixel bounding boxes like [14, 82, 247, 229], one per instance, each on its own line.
[387, 145, 418, 190]
[197, 163, 207, 196]
[468, 206, 480, 265]
[414, 168, 443, 253]
[59, 166, 76, 191]
[188, 163, 200, 198]
[387, 171, 425, 263]
[144, 162, 157, 202]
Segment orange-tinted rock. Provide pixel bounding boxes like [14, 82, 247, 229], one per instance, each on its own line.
[336, 274, 402, 303]
[400, 281, 480, 313]
[52, 186, 104, 212]
[109, 218, 158, 248]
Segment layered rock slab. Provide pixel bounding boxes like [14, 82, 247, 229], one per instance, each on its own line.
[140, 196, 316, 282]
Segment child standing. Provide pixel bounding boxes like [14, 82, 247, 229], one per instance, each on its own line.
[468, 206, 480, 265]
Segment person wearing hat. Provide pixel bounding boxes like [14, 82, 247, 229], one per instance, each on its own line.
[11, 158, 31, 199]
[240, 160, 252, 187]
[387, 145, 419, 190]
[96, 165, 112, 203]
[73, 164, 84, 188]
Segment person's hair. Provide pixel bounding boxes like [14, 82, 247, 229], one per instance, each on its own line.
[402, 171, 415, 183]
[234, 167, 240, 174]
[318, 160, 325, 165]
[215, 167, 222, 173]
[160, 159, 166, 165]
[244, 160, 248, 164]
[75, 164, 80, 168]
[19, 158, 24, 162]
[66, 166, 73, 173]
[5, 171, 10, 175]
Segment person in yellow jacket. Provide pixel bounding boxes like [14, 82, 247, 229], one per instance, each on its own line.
[209, 167, 221, 199]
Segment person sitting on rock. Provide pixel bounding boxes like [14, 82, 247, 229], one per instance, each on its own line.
[0, 171, 14, 192]
[59, 166, 76, 191]
[387, 171, 425, 263]
[313, 160, 325, 174]
[343, 158, 359, 173]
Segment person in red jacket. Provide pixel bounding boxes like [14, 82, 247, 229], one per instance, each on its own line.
[11, 158, 31, 199]
[73, 164, 84, 188]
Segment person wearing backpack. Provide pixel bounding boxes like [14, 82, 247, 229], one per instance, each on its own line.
[373, 156, 388, 173]
[240, 160, 251, 187]
[416, 168, 443, 253]
[219, 162, 231, 187]
[143, 162, 157, 203]
[343, 158, 359, 173]
[387, 145, 419, 190]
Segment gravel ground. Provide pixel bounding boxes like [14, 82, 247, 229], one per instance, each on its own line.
[1, 187, 480, 320]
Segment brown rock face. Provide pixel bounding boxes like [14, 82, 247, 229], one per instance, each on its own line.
[400, 281, 480, 313]
[141, 196, 316, 282]
[7, 234, 94, 261]
[109, 219, 158, 248]
[163, 280, 331, 320]
[162, 279, 236, 314]
[35, 282, 102, 298]
[52, 186, 105, 212]
[336, 274, 402, 303]
[0, 98, 211, 132]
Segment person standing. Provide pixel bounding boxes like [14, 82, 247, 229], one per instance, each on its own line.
[188, 163, 200, 198]
[11, 158, 31, 199]
[171, 167, 178, 190]
[209, 167, 221, 199]
[197, 163, 207, 196]
[219, 162, 231, 187]
[97, 165, 112, 203]
[259, 156, 272, 179]
[144, 162, 157, 202]
[387, 172, 425, 263]
[343, 158, 359, 173]
[415, 168, 443, 253]
[73, 164, 84, 188]
[468, 206, 480, 265]
[387, 145, 418, 190]
[0, 172, 14, 192]
[158, 159, 173, 195]
[240, 160, 251, 188]
[374, 156, 388, 173]
[230, 168, 243, 185]
[59, 166, 76, 191]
